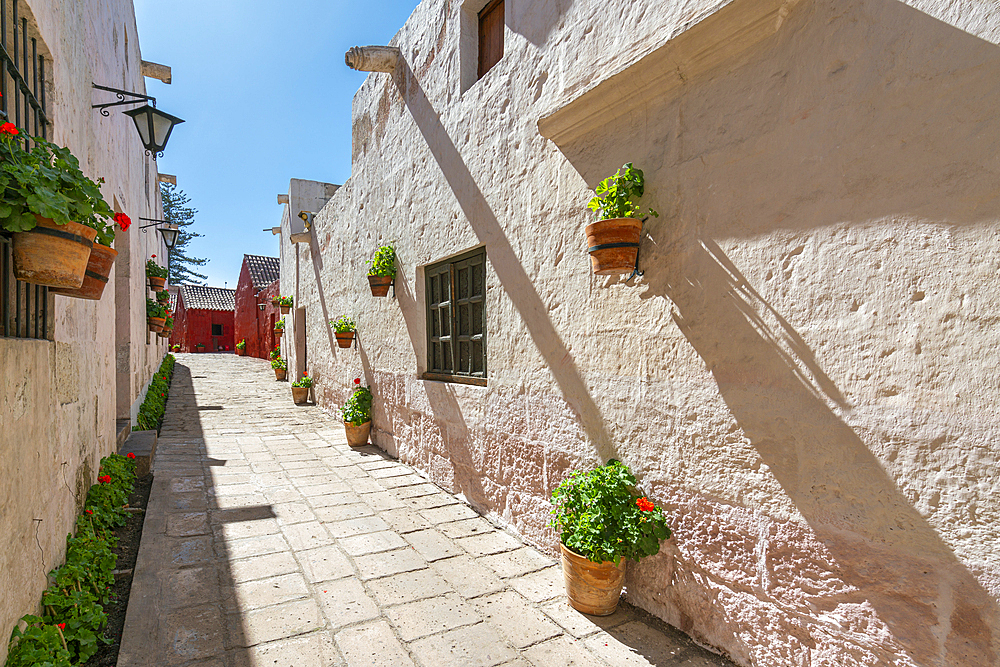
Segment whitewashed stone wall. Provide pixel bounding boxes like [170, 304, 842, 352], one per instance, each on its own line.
[0, 1, 169, 660]
[280, 0, 1000, 664]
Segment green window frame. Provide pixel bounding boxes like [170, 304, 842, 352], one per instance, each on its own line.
[425, 248, 486, 385]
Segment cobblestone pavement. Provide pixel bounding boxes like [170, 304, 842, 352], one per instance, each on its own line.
[118, 354, 735, 667]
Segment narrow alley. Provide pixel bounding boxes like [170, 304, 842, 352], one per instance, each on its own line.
[116, 353, 734, 667]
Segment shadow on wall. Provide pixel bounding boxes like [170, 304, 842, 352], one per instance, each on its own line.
[391, 59, 616, 467]
[543, 0, 1000, 664]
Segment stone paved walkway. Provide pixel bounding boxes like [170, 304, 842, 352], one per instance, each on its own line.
[118, 354, 735, 667]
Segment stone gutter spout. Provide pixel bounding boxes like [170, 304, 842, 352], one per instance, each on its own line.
[345, 46, 401, 73]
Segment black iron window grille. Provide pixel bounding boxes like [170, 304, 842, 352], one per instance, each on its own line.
[1, 0, 52, 340]
[425, 248, 487, 385]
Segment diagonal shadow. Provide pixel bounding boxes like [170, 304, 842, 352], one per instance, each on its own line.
[392, 59, 615, 465]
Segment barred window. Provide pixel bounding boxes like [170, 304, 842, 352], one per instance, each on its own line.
[425, 248, 486, 385]
[1, 0, 52, 340]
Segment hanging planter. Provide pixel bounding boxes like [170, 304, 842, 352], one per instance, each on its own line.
[278, 295, 293, 314]
[272, 357, 287, 381]
[148, 317, 165, 333]
[147, 298, 167, 333]
[2, 125, 120, 289]
[367, 245, 396, 297]
[332, 316, 356, 349]
[274, 317, 285, 340]
[12, 217, 97, 288]
[341, 380, 372, 446]
[585, 163, 658, 276]
[146, 258, 168, 292]
[49, 239, 119, 299]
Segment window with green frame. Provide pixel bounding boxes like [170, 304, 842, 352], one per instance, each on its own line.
[425, 248, 486, 384]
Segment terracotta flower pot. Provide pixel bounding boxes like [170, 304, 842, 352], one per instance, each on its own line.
[559, 543, 627, 616]
[274, 368, 286, 381]
[274, 330, 283, 340]
[148, 276, 167, 291]
[147, 317, 165, 332]
[280, 306, 290, 314]
[291, 387, 309, 404]
[584, 217, 643, 275]
[195, 345, 206, 353]
[368, 275, 392, 297]
[157, 331, 170, 338]
[344, 420, 371, 447]
[49, 243, 118, 300]
[335, 332, 355, 349]
[236, 348, 245, 356]
[12, 216, 97, 288]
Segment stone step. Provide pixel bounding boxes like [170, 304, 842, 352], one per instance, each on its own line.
[119, 429, 157, 478]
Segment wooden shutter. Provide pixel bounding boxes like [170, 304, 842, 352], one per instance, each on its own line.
[478, 0, 504, 79]
[426, 249, 487, 382]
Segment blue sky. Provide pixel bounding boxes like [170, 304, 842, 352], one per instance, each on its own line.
[134, 0, 418, 288]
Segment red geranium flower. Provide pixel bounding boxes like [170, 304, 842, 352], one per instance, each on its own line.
[303, 371, 308, 376]
[1, 122, 18, 136]
[57, 623, 65, 630]
[127, 452, 136, 459]
[85, 509, 93, 515]
[114, 212, 132, 231]
[354, 378, 361, 385]
[635, 497, 655, 512]
[151, 254, 156, 259]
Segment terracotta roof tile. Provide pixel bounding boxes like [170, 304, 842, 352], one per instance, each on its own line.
[179, 285, 236, 311]
[244, 254, 281, 291]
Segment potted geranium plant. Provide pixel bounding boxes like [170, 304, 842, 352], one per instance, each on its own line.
[274, 317, 285, 340]
[366, 245, 396, 297]
[269, 344, 281, 361]
[195, 342, 206, 353]
[341, 378, 373, 446]
[50, 211, 131, 300]
[332, 316, 356, 349]
[291, 372, 313, 404]
[585, 163, 658, 275]
[278, 295, 293, 314]
[170, 344, 181, 352]
[158, 315, 174, 338]
[550, 459, 671, 615]
[236, 339, 247, 356]
[271, 356, 287, 381]
[146, 257, 168, 291]
[0, 123, 120, 289]
[146, 298, 166, 332]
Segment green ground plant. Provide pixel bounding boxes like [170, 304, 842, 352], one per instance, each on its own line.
[341, 382, 372, 425]
[136, 354, 175, 431]
[550, 459, 671, 564]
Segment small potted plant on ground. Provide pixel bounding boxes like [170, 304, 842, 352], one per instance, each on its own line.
[367, 245, 396, 297]
[146, 257, 168, 291]
[236, 339, 246, 356]
[585, 163, 658, 275]
[278, 295, 293, 314]
[271, 356, 287, 381]
[291, 372, 313, 404]
[550, 459, 672, 615]
[171, 344, 181, 352]
[332, 316, 356, 349]
[341, 378, 372, 446]
[147, 298, 166, 332]
[274, 317, 285, 340]
[1, 123, 120, 289]
[195, 342, 206, 353]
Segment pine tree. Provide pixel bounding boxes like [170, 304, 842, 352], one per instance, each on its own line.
[161, 183, 208, 285]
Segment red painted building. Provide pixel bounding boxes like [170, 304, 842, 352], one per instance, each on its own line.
[234, 255, 282, 359]
[169, 285, 236, 353]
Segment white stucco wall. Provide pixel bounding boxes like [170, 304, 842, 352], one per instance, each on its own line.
[280, 0, 1000, 665]
[0, 1, 169, 660]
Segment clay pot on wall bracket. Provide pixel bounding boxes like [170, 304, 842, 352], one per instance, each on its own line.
[280, 306, 290, 315]
[157, 330, 170, 339]
[147, 317, 165, 333]
[291, 387, 309, 404]
[274, 367, 286, 381]
[559, 544, 627, 616]
[49, 243, 118, 300]
[335, 332, 355, 349]
[274, 330, 283, 340]
[12, 216, 97, 288]
[585, 218, 642, 275]
[148, 276, 166, 292]
[368, 275, 392, 297]
[345, 421, 371, 447]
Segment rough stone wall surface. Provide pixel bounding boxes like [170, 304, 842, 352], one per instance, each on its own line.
[278, 0, 1000, 666]
[0, 1, 168, 659]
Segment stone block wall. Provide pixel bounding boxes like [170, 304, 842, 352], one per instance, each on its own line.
[279, 0, 1000, 665]
[0, 1, 169, 660]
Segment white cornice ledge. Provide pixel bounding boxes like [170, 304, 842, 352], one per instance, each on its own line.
[537, 0, 801, 146]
